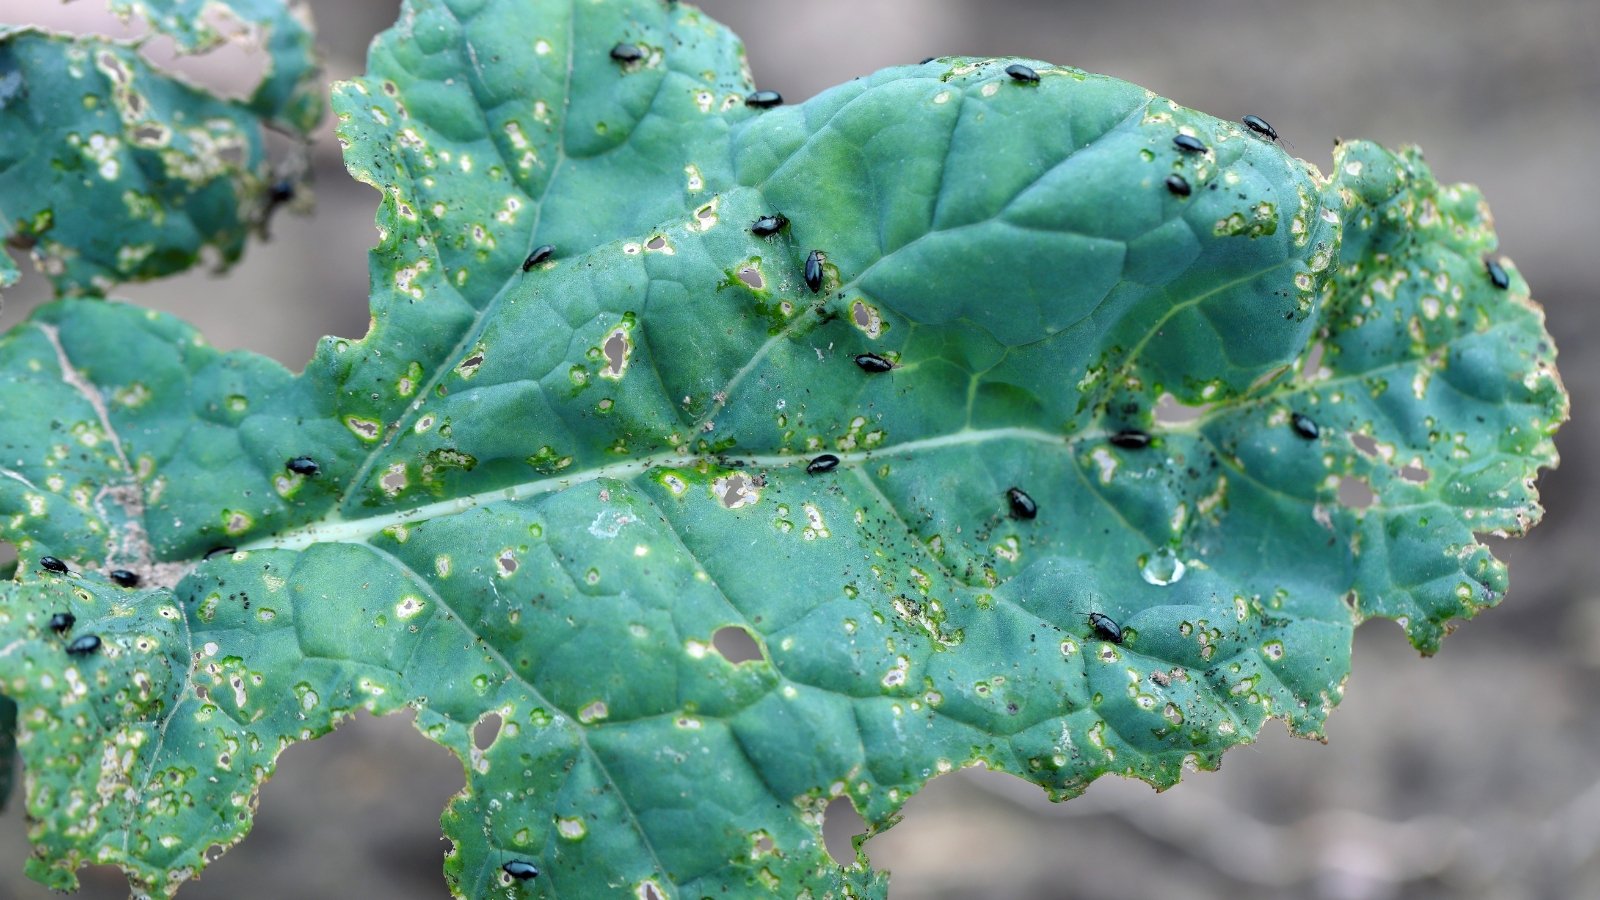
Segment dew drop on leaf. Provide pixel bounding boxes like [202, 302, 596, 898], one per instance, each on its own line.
[1140, 548, 1186, 586]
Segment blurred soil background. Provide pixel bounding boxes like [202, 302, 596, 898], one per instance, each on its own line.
[1, 0, 1597, 897]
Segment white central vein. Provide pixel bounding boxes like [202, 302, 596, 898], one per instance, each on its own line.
[241, 425, 1072, 552]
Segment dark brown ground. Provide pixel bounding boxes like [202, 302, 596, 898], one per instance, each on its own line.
[1, 1, 1596, 897]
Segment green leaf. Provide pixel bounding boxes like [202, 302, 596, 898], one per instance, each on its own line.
[0, 0, 321, 297]
[0, 1, 1565, 897]
[105, 0, 323, 133]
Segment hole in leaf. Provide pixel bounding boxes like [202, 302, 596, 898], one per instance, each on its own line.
[645, 235, 667, 251]
[0, 541, 15, 579]
[1337, 476, 1375, 510]
[1349, 433, 1380, 457]
[603, 329, 629, 378]
[712, 626, 763, 664]
[822, 795, 868, 866]
[473, 712, 502, 751]
[192, 710, 460, 895]
[1398, 464, 1430, 484]
[1301, 341, 1326, 377]
[1152, 392, 1209, 426]
[738, 266, 765, 290]
[136, 7, 272, 106]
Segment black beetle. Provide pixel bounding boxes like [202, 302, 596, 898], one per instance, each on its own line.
[1088, 612, 1123, 644]
[1165, 173, 1191, 196]
[1241, 114, 1279, 142]
[285, 456, 320, 477]
[751, 214, 788, 237]
[1485, 259, 1510, 290]
[804, 250, 824, 293]
[920, 56, 937, 64]
[1004, 63, 1039, 84]
[1173, 134, 1207, 154]
[39, 556, 68, 574]
[48, 612, 75, 633]
[610, 43, 644, 63]
[503, 860, 539, 881]
[1290, 413, 1319, 440]
[522, 244, 556, 272]
[109, 569, 141, 588]
[853, 353, 894, 374]
[66, 634, 102, 656]
[1109, 430, 1151, 450]
[745, 90, 783, 108]
[1006, 487, 1038, 520]
[204, 546, 237, 560]
[806, 454, 841, 475]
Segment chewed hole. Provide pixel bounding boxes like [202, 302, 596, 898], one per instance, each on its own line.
[712, 626, 763, 664]
[1398, 464, 1430, 484]
[1337, 476, 1375, 510]
[0, 541, 15, 578]
[1152, 392, 1210, 426]
[603, 329, 629, 378]
[473, 712, 502, 751]
[738, 266, 765, 290]
[1349, 433, 1380, 457]
[1301, 341, 1326, 377]
[646, 235, 667, 250]
[822, 796, 868, 866]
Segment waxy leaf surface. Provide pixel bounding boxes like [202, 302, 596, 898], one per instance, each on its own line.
[0, 0, 1564, 897]
[0, 0, 321, 298]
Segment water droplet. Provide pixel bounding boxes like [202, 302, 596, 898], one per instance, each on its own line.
[1140, 548, 1186, 586]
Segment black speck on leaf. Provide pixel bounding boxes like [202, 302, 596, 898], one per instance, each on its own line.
[1088, 612, 1123, 644]
[804, 250, 824, 293]
[806, 454, 841, 475]
[751, 214, 787, 237]
[1006, 487, 1038, 520]
[502, 860, 539, 881]
[854, 353, 894, 374]
[745, 90, 783, 108]
[66, 634, 101, 656]
[286, 456, 320, 476]
[1241, 114, 1278, 142]
[522, 244, 556, 272]
[1485, 259, 1510, 290]
[1109, 430, 1151, 450]
[1004, 63, 1039, 84]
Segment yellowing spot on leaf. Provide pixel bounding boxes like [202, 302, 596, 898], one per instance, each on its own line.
[344, 416, 381, 442]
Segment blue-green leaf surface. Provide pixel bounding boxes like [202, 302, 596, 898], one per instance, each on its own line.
[0, 0, 321, 298]
[105, 0, 322, 132]
[0, 1, 1565, 896]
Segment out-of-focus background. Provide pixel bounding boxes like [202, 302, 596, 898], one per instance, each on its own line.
[1, 1, 1595, 897]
